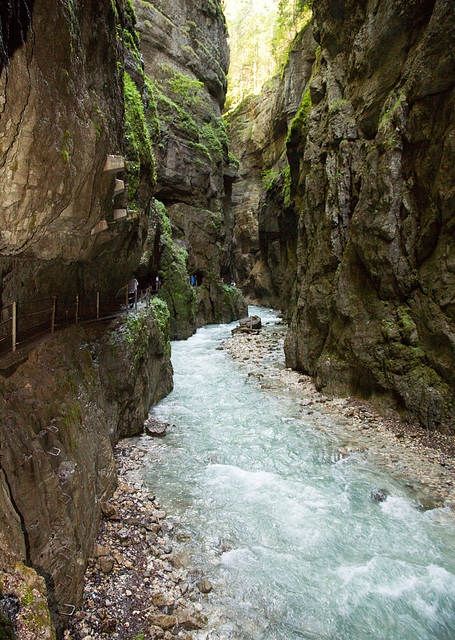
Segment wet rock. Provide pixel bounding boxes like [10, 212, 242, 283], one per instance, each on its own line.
[152, 594, 175, 608]
[239, 316, 262, 330]
[178, 609, 207, 630]
[148, 614, 177, 630]
[172, 552, 191, 568]
[145, 417, 168, 437]
[371, 489, 389, 503]
[196, 578, 213, 594]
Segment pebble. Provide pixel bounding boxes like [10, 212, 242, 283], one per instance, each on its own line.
[196, 579, 213, 594]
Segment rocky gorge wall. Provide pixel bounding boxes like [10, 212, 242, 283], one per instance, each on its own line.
[229, 0, 455, 433]
[226, 25, 317, 309]
[133, 0, 247, 338]
[0, 0, 245, 635]
[0, 0, 245, 344]
[0, 306, 173, 636]
[0, 0, 156, 320]
[285, 0, 455, 432]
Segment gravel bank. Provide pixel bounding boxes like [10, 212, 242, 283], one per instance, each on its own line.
[65, 440, 213, 640]
[223, 323, 455, 510]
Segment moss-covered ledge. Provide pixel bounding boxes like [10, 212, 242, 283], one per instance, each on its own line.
[0, 541, 55, 640]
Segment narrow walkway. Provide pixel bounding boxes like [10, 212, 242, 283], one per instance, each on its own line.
[0, 293, 156, 377]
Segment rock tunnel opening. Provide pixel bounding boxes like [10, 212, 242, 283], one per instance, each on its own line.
[0, 0, 35, 74]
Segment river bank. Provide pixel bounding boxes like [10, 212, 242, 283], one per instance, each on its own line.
[65, 439, 214, 640]
[223, 321, 455, 509]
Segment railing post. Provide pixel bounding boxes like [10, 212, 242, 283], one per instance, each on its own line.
[12, 301, 17, 353]
[96, 292, 100, 319]
[134, 290, 137, 310]
[51, 296, 57, 333]
[75, 295, 79, 326]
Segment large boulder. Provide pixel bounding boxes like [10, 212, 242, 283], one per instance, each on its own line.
[239, 315, 262, 330]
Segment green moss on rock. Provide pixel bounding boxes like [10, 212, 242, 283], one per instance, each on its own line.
[123, 71, 156, 204]
[122, 301, 171, 363]
[156, 203, 197, 340]
[287, 89, 312, 146]
[151, 68, 229, 166]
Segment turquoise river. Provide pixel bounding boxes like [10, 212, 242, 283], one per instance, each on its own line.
[141, 307, 455, 640]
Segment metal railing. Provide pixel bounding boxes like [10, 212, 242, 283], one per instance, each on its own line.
[0, 286, 160, 359]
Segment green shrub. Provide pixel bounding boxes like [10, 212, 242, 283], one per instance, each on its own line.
[123, 301, 170, 363]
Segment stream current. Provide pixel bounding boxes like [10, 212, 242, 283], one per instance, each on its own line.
[143, 307, 455, 640]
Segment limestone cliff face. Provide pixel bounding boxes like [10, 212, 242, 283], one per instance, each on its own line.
[134, 0, 230, 206]
[226, 27, 317, 308]
[0, 0, 246, 343]
[133, 0, 247, 335]
[284, 0, 455, 431]
[0, 0, 242, 631]
[0, 311, 172, 634]
[0, 0, 156, 336]
[228, 0, 455, 432]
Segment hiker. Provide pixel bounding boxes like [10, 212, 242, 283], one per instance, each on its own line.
[128, 276, 138, 308]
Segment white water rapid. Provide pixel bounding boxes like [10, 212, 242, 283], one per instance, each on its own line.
[142, 307, 455, 640]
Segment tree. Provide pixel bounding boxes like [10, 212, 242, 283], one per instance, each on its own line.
[224, 0, 312, 110]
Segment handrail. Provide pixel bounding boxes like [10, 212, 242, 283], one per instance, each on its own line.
[0, 286, 161, 361]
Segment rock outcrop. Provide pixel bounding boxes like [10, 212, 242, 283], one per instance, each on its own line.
[229, 0, 455, 433]
[134, 0, 230, 207]
[0, 0, 244, 631]
[133, 0, 247, 336]
[281, 0, 455, 432]
[0, 0, 246, 345]
[0, 305, 172, 635]
[0, 0, 159, 350]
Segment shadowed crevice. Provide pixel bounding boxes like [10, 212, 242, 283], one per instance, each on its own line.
[0, 0, 35, 74]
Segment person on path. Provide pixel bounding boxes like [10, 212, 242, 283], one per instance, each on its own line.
[128, 276, 138, 308]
